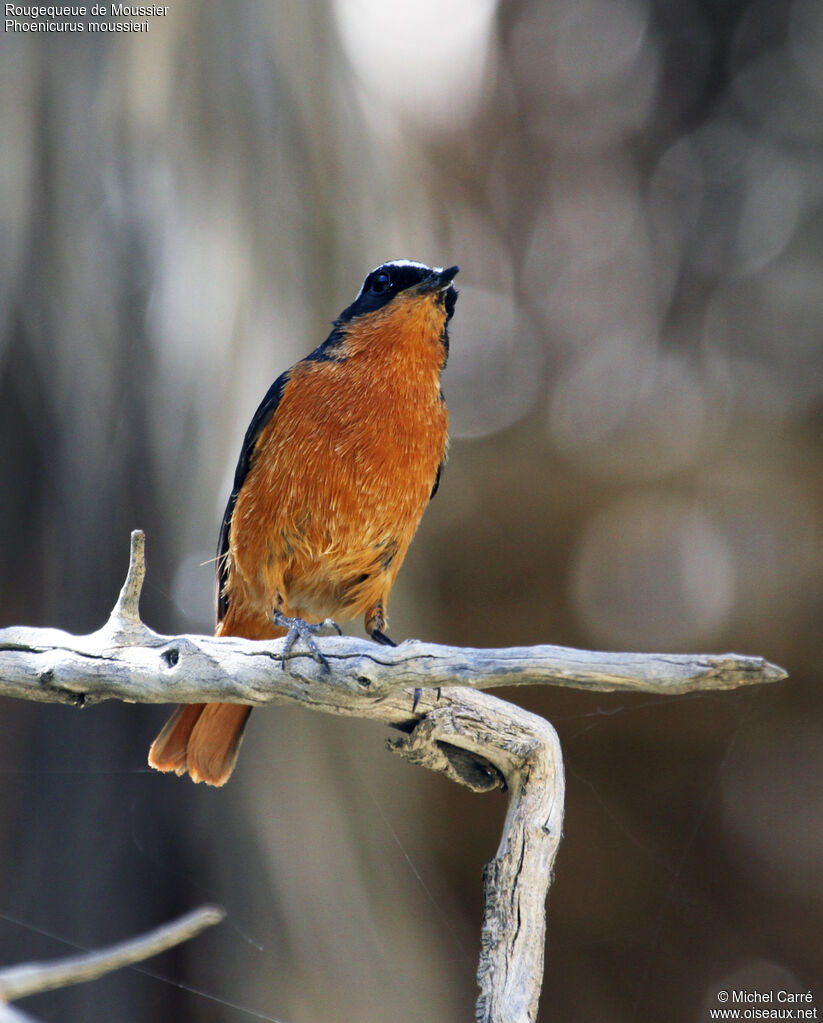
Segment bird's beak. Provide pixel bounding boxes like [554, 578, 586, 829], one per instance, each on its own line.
[417, 265, 460, 294]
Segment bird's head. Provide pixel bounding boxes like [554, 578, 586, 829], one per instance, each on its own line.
[338, 260, 459, 325]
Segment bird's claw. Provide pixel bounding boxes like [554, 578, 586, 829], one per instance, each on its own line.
[411, 685, 442, 713]
[273, 611, 341, 672]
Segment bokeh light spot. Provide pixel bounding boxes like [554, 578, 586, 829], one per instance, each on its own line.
[445, 285, 546, 439]
[570, 495, 735, 648]
[332, 0, 497, 129]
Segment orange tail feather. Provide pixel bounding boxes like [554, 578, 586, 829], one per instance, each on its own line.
[148, 703, 252, 787]
[148, 703, 206, 776]
[148, 615, 283, 785]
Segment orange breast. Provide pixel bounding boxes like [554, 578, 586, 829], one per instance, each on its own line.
[223, 290, 449, 629]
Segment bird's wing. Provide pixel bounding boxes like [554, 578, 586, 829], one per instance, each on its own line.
[215, 369, 291, 624]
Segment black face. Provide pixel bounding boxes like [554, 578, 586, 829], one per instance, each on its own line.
[336, 261, 459, 325]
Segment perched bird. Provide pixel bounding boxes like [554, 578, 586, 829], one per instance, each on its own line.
[148, 260, 459, 785]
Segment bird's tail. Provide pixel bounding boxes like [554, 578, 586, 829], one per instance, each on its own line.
[148, 613, 284, 786]
[148, 703, 252, 786]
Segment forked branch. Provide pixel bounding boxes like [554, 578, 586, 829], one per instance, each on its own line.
[0, 532, 786, 1023]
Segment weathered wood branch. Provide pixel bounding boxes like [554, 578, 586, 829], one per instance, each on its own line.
[0, 532, 787, 1023]
[0, 533, 784, 715]
[390, 698, 564, 1022]
[0, 906, 224, 1020]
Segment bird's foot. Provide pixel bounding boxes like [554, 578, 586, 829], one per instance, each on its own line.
[366, 627, 431, 711]
[365, 626, 440, 712]
[411, 685, 442, 713]
[369, 628, 396, 647]
[273, 611, 341, 672]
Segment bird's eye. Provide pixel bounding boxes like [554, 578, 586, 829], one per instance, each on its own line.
[371, 271, 392, 294]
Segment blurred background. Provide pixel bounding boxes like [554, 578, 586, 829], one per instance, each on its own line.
[1, 1, 822, 1020]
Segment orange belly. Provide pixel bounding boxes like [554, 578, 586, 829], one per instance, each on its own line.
[222, 298, 449, 633]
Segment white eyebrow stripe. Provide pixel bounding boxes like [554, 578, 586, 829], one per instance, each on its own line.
[377, 259, 440, 272]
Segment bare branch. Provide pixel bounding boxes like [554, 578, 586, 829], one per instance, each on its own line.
[0, 620, 786, 715]
[0, 531, 785, 715]
[0, 533, 787, 1022]
[0, 906, 224, 1005]
[390, 693, 564, 1023]
[109, 529, 146, 625]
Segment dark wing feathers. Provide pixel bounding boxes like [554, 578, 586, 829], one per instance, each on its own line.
[429, 390, 448, 500]
[430, 460, 444, 501]
[215, 369, 291, 623]
[215, 331, 348, 624]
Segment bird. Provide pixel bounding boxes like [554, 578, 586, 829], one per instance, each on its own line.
[148, 260, 459, 786]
